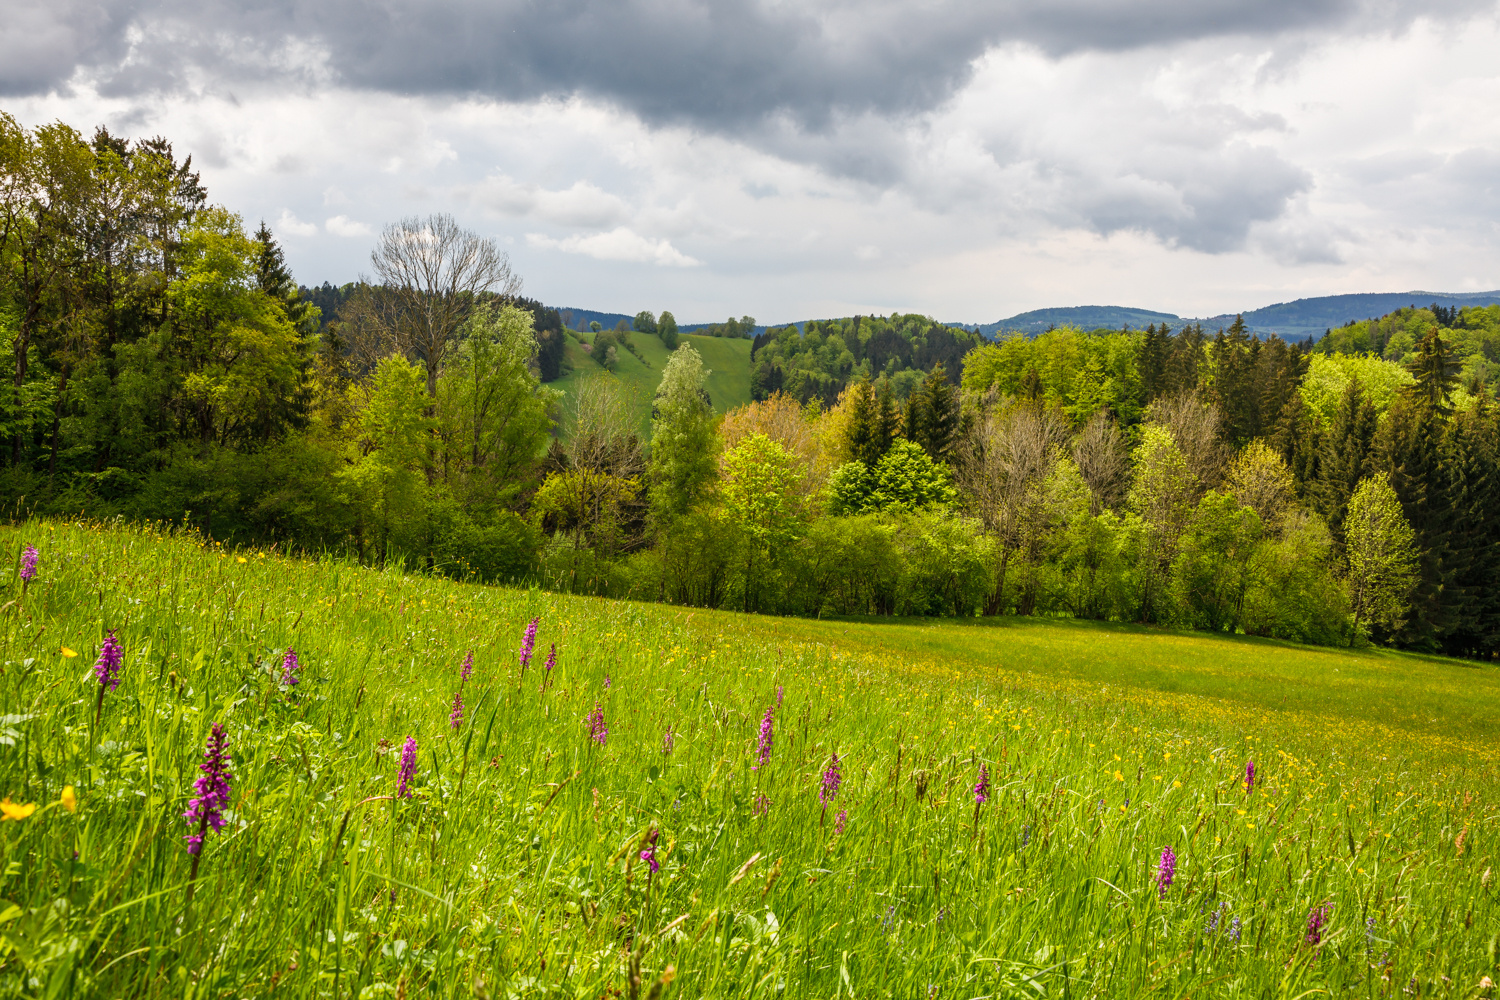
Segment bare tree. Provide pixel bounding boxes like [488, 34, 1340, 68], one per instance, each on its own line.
[368, 213, 520, 396]
[1072, 410, 1129, 515]
[953, 395, 1070, 614]
[1147, 391, 1230, 491]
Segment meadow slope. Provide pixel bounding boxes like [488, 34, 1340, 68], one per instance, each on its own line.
[0, 520, 1494, 998]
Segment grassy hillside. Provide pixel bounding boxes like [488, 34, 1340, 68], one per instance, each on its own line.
[0, 520, 1493, 997]
[549, 333, 752, 441]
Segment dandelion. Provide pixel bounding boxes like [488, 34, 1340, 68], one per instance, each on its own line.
[397, 737, 418, 798]
[460, 650, 473, 682]
[1154, 845, 1177, 898]
[518, 617, 539, 674]
[588, 702, 608, 745]
[280, 647, 300, 687]
[639, 827, 660, 876]
[1244, 759, 1255, 793]
[183, 723, 234, 857]
[834, 809, 848, 835]
[820, 752, 842, 806]
[752, 707, 773, 770]
[449, 690, 464, 731]
[19, 544, 38, 586]
[1306, 903, 1331, 946]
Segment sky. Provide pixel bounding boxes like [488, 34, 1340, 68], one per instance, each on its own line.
[3, 0, 1500, 325]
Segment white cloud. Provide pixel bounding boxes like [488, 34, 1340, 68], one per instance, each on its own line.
[325, 215, 373, 238]
[277, 209, 319, 237]
[527, 228, 702, 267]
[470, 173, 630, 228]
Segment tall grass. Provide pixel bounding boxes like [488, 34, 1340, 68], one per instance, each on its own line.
[0, 518, 1494, 997]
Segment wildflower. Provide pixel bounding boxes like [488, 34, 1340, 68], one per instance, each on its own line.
[820, 753, 842, 806]
[588, 702, 608, 745]
[543, 643, 556, 685]
[0, 798, 37, 821]
[604, 673, 611, 690]
[19, 544, 38, 584]
[518, 617, 539, 673]
[93, 631, 123, 691]
[1481, 976, 1494, 990]
[1365, 916, 1376, 958]
[449, 690, 464, 731]
[183, 723, 234, 856]
[662, 725, 675, 756]
[973, 763, 990, 805]
[753, 793, 771, 817]
[1020, 825, 1031, 849]
[1229, 916, 1242, 943]
[397, 737, 418, 798]
[1244, 759, 1255, 793]
[1154, 845, 1177, 898]
[752, 707, 773, 770]
[639, 827, 660, 876]
[460, 650, 473, 682]
[1306, 903, 1331, 946]
[59, 786, 76, 812]
[776, 685, 784, 706]
[834, 809, 848, 835]
[280, 647, 300, 686]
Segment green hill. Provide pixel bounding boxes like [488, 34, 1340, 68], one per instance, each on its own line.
[549, 332, 752, 441]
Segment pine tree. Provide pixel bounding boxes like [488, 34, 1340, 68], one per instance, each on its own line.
[843, 378, 877, 466]
[1138, 323, 1170, 401]
[1312, 379, 1377, 542]
[916, 363, 959, 461]
[254, 221, 317, 332]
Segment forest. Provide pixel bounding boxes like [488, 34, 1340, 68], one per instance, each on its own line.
[2, 112, 1497, 658]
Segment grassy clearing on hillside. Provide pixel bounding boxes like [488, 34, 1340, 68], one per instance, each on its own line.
[550, 334, 752, 440]
[0, 520, 1495, 998]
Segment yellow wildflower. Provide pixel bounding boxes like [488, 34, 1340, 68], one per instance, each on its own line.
[0, 798, 37, 821]
[60, 647, 77, 658]
[59, 786, 76, 813]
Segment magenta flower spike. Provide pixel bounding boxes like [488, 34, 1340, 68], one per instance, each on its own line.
[776, 685, 784, 707]
[1306, 903, 1331, 946]
[752, 708, 773, 770]
[834, 809, 848, 835]
[974, 763, 991, 805]
[280, 647, 300, 686]
[450, 690, 464, 731]
[1244, 759, 1256, 793]
[1155, 845, 1177, 898]
[19, 545, 38, 585]
[460, 650, 474, 682]
[183, 723, 234, 856]
[518, 618, 539, 673]
[588, 702, 609, 746]
[94, 631, 123, 691]
[639, 827, 660, 876]
[397, 737, 418, 798]
[820, 753, 842, 806]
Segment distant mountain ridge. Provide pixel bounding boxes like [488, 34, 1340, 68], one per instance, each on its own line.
[968, 290, 1500, 339]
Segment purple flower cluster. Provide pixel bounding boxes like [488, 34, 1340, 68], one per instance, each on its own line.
[662, 725, 676, 756]
[753, 793, 770, 817]
[752, 707, 773, 770]
[1306, 903, 1331, 946]
[518, 617, 539, 672]
[93, 631, 123, 691]
[639, 827, 660, 875]
[776, 685, 784, 707]
[1244, 759, 1256, 793]
[19, 545, 38, 583]
[820, 752, 842, 806]
[544, 643, 556, 675]
[461, 650, 474, 682]
[834, 809, 848, 835]
[280, 647, 300, 686]
[588, 702, 608, 745]
[397, 737, 418, 798]
[183, 723, 234, 855]
[1155, 845, 1177, 898]
[974, 763, 991, 805]
[450, 690, 464, 731]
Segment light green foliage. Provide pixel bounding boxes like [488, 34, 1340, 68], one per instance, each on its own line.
[827, 440, 956, 516]
[340, 354, 431, 557]
[435, 303, 554, 504]
[1127, 424, 1198, 621]
[649, 345, 717, 524]
[0, 520, 1494, 998]
[1170, 491, 1264, 632]
[1299, 352, 1414, 423]
[961, 328, 1144, 425]
[720, 432, 806, 610]
[1345, 473, 1419, 637]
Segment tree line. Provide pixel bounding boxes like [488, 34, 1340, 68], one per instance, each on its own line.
[3, 113, 1496, 658]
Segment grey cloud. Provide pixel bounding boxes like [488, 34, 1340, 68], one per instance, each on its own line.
[4, 0, 1490, 133]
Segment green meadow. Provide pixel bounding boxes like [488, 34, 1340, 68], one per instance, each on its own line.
[0, 519, 1495, 998]
[550, 334, 753, 440]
